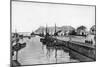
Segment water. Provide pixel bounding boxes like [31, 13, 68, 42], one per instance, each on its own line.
[14, 36, 78, 65]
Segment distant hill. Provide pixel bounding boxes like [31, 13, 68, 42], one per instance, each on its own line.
[35, 26, 75, 34]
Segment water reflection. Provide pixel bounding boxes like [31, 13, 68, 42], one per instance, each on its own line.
[40, 38, 71, 63]
[16, 36, 78, 65]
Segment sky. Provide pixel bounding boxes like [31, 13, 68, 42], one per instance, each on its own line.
[12, 1, 95, 32]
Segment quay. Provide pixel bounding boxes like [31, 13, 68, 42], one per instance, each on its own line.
[11, 24, 96, 65]
[40, 36, 96, 62]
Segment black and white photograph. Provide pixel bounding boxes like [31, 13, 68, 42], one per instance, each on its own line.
[11, 0, 96, 67]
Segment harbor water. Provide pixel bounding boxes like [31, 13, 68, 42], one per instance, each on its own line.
[13, 36, 78, 65]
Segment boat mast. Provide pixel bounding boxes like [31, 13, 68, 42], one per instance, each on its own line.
[46, 24, 47, 35]
[54, 23, 57, 36]
[55, 24, 56, 34]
